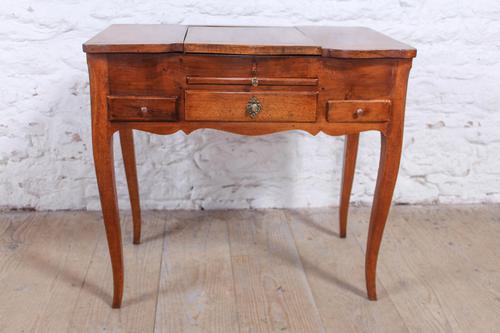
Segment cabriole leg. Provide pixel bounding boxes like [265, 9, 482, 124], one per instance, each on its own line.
[365, 131, 403, 300]
[339, 133, 360, 238]
[119, 129, 142, 245]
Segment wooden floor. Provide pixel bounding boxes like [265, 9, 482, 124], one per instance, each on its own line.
[0, 205, 499, 332]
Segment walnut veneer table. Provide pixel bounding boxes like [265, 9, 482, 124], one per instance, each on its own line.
[83, 24, 416, 308]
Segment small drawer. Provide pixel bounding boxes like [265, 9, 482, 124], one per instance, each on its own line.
[327, 100, 391, 123]
[107, 96, 178, 121]
[185, 91, 317, 122]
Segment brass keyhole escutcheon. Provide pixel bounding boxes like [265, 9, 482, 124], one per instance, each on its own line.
[246, 96, 262, 119]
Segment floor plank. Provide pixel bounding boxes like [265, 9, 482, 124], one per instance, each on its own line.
[350, 206, 459, 332]
[285, 208, 408, 333]
[227, 210, 325, 333]
[154, 210, 238, 333]
[0, 212, 99, 333]
[30, 212, 102, 333]
[0, 212, 54, 333]
[0, 206, 499, 332]
[350, 205, 500, 333]
[400, 206, 500, 332]
[68, 212, 165, 332]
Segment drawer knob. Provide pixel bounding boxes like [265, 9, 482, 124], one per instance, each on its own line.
[354, 108, 364, 118]
[140, 106, 149, 113]
[246, 96, 262, 119]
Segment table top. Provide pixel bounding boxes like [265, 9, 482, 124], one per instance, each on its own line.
[83, 24, 416, 59]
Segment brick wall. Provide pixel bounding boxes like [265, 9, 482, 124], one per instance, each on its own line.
[1, 0, 499, 210]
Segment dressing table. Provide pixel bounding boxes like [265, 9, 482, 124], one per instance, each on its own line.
[83, 24, 416, 308]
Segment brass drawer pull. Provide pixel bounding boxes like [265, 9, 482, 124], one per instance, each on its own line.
[246, 96, 262, 118]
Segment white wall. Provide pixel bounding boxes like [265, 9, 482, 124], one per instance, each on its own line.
[1, 0, 500, 210]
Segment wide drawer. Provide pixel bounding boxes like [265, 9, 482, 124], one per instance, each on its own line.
[327, 100, 391, 123]
[186, 76, 319, 86]
[107, 96, 178, 121]
[185, 91, 318, 122]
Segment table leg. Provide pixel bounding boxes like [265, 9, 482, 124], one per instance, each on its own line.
[88, 53, 124, 308]
[92, 131, 124, 308]
[119, 129, 142, 245]
[365, 131, 403, 300]
[339, 133, 359, 238]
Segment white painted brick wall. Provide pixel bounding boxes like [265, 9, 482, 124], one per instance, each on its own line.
[1, 0, 500, 211]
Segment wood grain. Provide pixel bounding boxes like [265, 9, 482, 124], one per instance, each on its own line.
[0, 213, 100, 332]
[185, 90, 318, 122]
[339, 133, 360, 238]
[364, 60, 411, 300]
[351, 207, 459, 332]
[119, 129, 142, 244]
[83, 24, 187, 53]
[327, 100, 391, 123]
[154, 211, 238, 333]
[350, 205, 500, 332]
[298, 26, 417, 59]
[227, 210, 325, 333]
[88, 53, 124, 308]
[84, 26, 416, 306]
[83, 25, 416, 59]
[286, 208, 409, 333]
[109, 96, 178, 122]
[68, 213, 165, 332]
[111, 120, 388, 137]
[1, 206, 500, 332]
[398, 207, 500, 332]
[0, 212, 50, 333]
[28, 213, 101, 333]
[365, 131, 403, 300]
[105, 53, 398, 128]
[186, 76, 319, 86]
[184, 26, 322, 55]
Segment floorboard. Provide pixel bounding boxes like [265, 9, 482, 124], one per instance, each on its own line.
[227, 210, 325, 333]
[285, 208, 409, 333]
[154, 211, 238, 333]
[349, 205, 500, 333]
[68, 212, 165, 332]
[0, 205, 498, 332]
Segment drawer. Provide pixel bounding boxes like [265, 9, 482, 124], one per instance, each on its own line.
[185, 91, 318, 122]
[186, 76, 318, 86]
[107, 96, 178, 121]
[327, 100, 391, 123]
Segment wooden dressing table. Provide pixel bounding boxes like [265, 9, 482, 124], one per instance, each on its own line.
[83, 24, 416, 308]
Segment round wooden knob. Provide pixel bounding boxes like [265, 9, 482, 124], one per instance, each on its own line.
[354, 108, 364, 118]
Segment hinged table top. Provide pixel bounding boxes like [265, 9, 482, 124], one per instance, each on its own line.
[83, 24, 416, 59]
